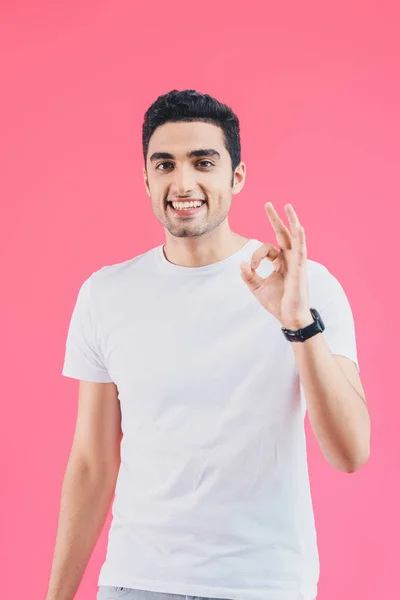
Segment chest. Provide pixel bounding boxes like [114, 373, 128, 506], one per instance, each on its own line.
[101, 279, 297, 417]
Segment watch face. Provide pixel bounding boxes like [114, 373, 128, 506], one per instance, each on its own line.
[311, 308, 325, 331]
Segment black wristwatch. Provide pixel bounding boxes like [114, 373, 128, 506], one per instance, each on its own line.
[281, 308, 325, 343]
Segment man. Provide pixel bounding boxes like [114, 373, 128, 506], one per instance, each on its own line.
[46, 89, 370, 600]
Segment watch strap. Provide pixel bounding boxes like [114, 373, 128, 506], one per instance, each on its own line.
[281, 308, 325, 343]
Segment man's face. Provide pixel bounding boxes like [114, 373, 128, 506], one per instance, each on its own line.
[143, 121, 245, 239]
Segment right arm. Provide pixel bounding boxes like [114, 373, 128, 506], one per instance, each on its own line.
[45, 380, 122, 600]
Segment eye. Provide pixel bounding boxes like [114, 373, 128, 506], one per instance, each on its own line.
[156, 162, 174, 170]
[155, 160, 214, 171]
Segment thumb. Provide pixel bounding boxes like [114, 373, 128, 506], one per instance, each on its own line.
[240, 262, 264, 291]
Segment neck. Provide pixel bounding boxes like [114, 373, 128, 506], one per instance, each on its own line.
[163, 224, 249, 268]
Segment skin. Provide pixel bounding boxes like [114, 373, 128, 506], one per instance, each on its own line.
[143, 120, 249, 268]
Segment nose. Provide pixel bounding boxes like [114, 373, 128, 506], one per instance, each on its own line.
[170, 164, 197, 196]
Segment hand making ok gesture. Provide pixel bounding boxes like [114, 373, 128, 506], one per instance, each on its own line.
[240, 202, 313, 331]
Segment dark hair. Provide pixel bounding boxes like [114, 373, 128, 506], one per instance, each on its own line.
[142, 89, 241, 182]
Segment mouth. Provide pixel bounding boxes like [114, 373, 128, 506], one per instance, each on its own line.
[167, 200, 207, 217]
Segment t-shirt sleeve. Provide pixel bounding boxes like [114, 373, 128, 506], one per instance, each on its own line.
[312, 265, 360, 373]
[62, 274, 113, 383]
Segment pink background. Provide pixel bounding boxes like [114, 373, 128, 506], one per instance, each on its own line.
[1, 1, 399, 598]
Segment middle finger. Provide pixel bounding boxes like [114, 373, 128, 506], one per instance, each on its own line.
[265, 202, 292, 249]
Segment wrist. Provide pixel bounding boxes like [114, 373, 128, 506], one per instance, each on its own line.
[281, 311, 314, 330]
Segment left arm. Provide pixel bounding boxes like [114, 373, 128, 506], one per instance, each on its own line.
[291, 322, 370, 473]
[240, 201, 371, 474]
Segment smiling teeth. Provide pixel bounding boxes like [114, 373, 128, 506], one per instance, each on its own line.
[172, 201, 204, 209]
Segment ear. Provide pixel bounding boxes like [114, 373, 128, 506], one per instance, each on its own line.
[232, 161, 246, 195]
[143, 167, 150, 197]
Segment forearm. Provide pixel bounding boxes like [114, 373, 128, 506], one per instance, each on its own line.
[291, 332, 370, 472]
[45, 456, 118, 600]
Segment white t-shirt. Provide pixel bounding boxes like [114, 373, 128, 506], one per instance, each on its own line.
[62, 238, 359, 600]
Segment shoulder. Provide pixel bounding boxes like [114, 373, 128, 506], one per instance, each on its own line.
[89, 245, 159, 290]
[306, 258, 356, 322]
[306, 258, 347, 295]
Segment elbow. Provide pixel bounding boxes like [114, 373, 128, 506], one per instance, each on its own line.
[328, 443, 370, 473]
[344, 417, 371, 473]
[343, 449, 371, 473]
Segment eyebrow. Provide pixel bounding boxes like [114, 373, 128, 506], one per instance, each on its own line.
[149, 149, 221, 163]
